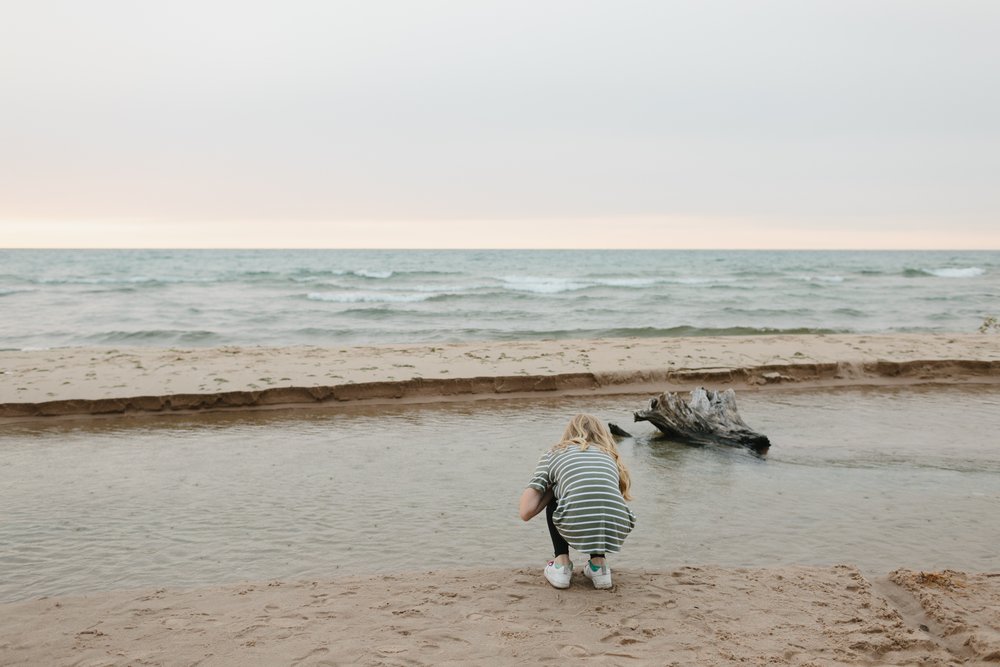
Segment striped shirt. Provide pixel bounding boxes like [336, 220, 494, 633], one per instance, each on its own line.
[528, 445, 636, 554]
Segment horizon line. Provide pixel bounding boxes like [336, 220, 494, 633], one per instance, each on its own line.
[2, 247, 997, 252]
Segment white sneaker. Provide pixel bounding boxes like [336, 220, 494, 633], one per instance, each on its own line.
[543, 560, 573, 589]
[584, 560, 612, 589]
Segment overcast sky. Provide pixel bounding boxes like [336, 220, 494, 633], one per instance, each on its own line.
[1, 1, 998, 248]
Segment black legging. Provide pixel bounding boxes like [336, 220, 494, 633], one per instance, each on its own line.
[546, 496, 604, 560]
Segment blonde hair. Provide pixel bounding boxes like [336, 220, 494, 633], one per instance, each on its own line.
[551, 413, 633, 501]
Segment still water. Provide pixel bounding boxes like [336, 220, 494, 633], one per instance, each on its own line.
[1, 386, 998, 602]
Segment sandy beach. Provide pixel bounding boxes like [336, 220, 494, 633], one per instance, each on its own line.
[3, 333, 999, 665]
[3, 333, 999, 420]
[2, 566, 998, 665]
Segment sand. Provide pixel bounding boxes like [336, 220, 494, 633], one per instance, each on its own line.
[3, 333, 1000, 420]
[2, 566, 998, 666]
[3, 333, 999, 664]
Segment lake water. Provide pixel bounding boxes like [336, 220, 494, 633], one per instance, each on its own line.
[1, 249, 997, 349]
[1, 385, 997, 602]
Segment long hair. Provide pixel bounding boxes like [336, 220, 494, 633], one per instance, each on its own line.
[551, 413, 633, 501]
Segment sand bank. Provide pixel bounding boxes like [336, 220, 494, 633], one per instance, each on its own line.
[1, 566, 997, 666]
[2, 334, 999, 420]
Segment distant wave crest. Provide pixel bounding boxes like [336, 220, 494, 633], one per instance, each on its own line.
[307, 291, 433, 303]
[352, 270, 394, 279]
[500, 275, 719, 292]
[500, 276, 590, 293]
[586, 277, 661, 287]
[793, 275, 845, 283]
[904, 267, 984, 278]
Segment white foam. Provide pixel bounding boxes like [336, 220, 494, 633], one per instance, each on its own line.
[307, 291, 431, 303]
[592, 277, 660, 288]
[397, 282, 484, 293]
[668, 276, 717, 285]
[291, 270, 348, 282]
[501, 276, 589, 293]
[507, 276, 664, 290]
[927, 267, 984, 278]
[794, 275, 845, 283]
[353, 270, 394, 279]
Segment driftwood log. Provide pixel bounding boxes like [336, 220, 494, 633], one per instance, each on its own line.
[630, 387, 771, 452]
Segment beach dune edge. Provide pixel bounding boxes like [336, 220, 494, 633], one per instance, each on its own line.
[2, 334, 999, 421]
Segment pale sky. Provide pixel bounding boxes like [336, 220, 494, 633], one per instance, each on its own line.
[1, 1, 998, 249]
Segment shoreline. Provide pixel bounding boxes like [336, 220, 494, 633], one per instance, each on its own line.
[2, 333, 1000, 422]
[2, 333, 999, 422]
[1, 565, 997, 665]
[4, 334, 999, 664]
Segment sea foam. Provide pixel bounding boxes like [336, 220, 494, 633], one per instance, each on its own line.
[927, 267, 984, 278]
[307, 291, 433, 303]
[500, 276, 590, 293]
[904, 267, 984, 278]
[352, 270, 394, 279]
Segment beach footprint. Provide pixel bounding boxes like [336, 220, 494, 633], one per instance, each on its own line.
[291, 647, 330, 666]
[559, 644, 589, 658]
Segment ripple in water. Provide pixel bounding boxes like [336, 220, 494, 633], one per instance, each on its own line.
[0, 386, 998, 602]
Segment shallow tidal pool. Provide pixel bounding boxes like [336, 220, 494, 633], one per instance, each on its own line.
[1, 385, 998, 602]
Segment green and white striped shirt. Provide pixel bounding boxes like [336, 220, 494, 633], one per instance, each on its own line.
[528, 444, 636, 554]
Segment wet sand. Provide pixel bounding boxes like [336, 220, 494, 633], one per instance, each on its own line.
[1, 566, 998, 666]
[3, 333, 999, 420]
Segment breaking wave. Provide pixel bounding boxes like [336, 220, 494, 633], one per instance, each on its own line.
[306, 292, 434, 304]
[904, 267, 984, 278]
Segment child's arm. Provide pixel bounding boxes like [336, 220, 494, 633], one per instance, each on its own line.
[518, 486, 554, 522]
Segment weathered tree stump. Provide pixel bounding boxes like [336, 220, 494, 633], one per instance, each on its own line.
[632, 387, 770, 452]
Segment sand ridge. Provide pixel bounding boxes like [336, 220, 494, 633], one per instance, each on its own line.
[2, 333, 999, 420]
[2, 565, 998, 666]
